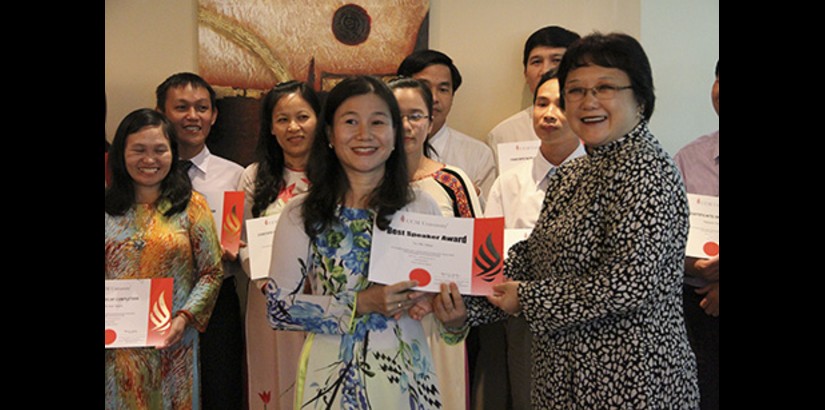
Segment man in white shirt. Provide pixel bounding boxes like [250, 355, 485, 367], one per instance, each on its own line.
[397, 49, 496, 199]
[483, 70, 585, 410]
[156, 72, 245, 410]
[486, 26, 580, 170]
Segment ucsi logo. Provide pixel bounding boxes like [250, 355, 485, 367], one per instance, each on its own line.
[474, 234, 502, 282]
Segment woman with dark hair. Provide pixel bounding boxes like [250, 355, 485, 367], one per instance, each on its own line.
[238, 80, 320, 410]
[260, 75, 465, 408]
[442, 33, 700, 408]
[105, 108, 223, 409]
[388, 76, 479, 410]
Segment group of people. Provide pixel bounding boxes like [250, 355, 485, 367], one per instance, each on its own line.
[105, 25, 718, 410]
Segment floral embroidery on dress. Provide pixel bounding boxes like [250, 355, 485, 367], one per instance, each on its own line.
[265, 206, 443, 409]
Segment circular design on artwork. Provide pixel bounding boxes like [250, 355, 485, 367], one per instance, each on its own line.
[703, 241, 719, 257]
[332, 4, 371, 46]
[409, 268, 432, 287]
[105, 329, 118, 345]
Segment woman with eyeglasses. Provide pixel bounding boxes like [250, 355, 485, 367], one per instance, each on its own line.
[389, 77, 480, 410]
[440, 33, 700, 408]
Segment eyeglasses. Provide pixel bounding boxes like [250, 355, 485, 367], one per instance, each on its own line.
[564, 85, 633, 102]
[401, 113, 430, 124]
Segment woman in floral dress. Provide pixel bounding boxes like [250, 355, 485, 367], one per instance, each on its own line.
[105, 109, 223, 409]
[261, 76, 466, 409]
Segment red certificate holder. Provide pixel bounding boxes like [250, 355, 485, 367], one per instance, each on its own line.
[105, 277, 174, 348]
[221, 191, 244, 254]
[471, 217, 505, 295]
[145, 278, 174, 347]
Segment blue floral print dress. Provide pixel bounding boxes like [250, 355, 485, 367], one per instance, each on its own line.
[263, 192, 460, 409]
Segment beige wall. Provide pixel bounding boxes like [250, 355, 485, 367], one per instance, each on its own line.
[105, 0, 198, 140]
[106, 0, 717, 155]
[429, 0, 640, 145]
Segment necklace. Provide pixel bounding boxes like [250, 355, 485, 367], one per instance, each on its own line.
[132, 204, 154, 251]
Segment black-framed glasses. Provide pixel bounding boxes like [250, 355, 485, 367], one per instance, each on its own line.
[401, 113, 430, 124]
[564, 85, 632, 102]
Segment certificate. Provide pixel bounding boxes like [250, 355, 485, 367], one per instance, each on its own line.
[496, 140, 540, 175]
[369, 211, 505, 295]
[202, 191, 245, 254]
[245, 214, 280, 280]
[685, 194, 719, 258]
[504, 228, 532, 256]
[105, 278, 174, 349]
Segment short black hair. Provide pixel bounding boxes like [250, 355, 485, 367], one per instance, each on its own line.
[523, 26, 581, 67]
[533, 68, 559, 104]
[396, 49, 463, 93]
[156, 72, 217, 112]
[715, 60, 719, 77]
[558, 32, 655, 121]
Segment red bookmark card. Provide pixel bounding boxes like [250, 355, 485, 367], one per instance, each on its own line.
[471, 217, 505, 295]
[221, 191, 244, 254]
[105, 278, 174, 348]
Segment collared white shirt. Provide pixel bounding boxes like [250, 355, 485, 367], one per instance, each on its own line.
[486, 106, 539, 168]
[485, 143, 586, 229]
[428, 125, 496, 201]
[184, 146, 244, 277]
[186, 146, 245, 195]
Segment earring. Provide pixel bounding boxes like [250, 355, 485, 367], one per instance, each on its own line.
[328, 143, 333, 149]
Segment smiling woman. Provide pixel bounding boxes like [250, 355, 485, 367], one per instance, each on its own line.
[451, 33, 701, 409]
[258, 76, 465, 408]
[237, 80, 321, 407]
[105, 108, 224, 409]
[124, 125, 173, 202]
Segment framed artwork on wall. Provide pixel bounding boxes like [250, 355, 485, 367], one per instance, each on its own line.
[198, 0, 430, 166]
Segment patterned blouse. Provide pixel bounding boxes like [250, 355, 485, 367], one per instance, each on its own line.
[412, 165, 480, 218]
[467, 122, 700, 409]
[105, 192, 223, 409]
[263, 192, 459, 409]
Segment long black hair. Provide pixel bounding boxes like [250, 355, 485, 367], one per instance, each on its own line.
[105, 108, 192, 217]
[302, 75, 411, 237]
[252, 81, 321, 217]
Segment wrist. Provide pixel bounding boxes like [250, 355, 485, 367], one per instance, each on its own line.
[444, 320, 469, 334]
[176, 311, 192, 327]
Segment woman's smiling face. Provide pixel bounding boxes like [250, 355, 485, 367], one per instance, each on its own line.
[328, 92, 396, 179]
[124, 125, 172, 192]
[564, 64, 641, 147]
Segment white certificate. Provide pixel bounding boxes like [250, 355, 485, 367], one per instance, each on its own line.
[369, 211, 504, 295]
[504, 228, 532, 257]
[686, 194, 719, 258]
[200, 190, 225, 232]
[105, 278, 174, 349]
[497, 140, 541, 175]
[245, 215, 281, 280]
